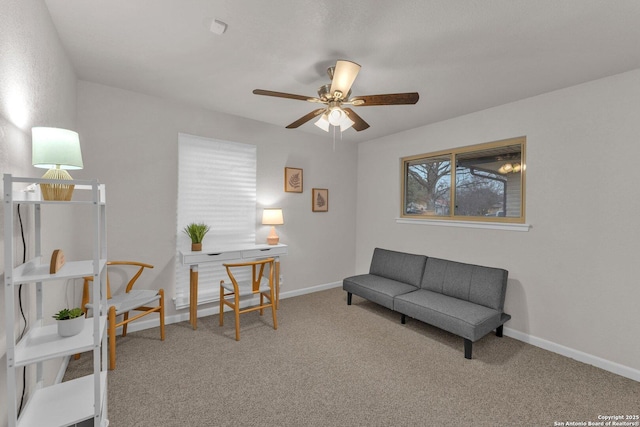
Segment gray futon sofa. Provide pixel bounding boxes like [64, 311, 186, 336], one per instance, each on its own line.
[343, 248, 511, 359]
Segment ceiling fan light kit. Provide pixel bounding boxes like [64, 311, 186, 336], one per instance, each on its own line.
[328, 106, 355, 131]
[315, 107, 355, 133]
[253, 59, 419, 134]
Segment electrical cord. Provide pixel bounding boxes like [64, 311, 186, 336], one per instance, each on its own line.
[17, 204, 27, 330]
[17, 204, 27, 416]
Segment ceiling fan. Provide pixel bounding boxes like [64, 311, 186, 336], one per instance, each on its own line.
[253, 60, 419, 133]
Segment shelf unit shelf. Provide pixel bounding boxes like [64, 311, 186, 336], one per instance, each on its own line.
[17, 372, 108, 427]
[15, 317, 107, 367]
[12, 258, 107, 285]
[4, 174, 109, 427]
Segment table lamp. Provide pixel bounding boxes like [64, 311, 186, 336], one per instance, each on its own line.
[262, 208, 284, 245]
[32, 127, 83, 201]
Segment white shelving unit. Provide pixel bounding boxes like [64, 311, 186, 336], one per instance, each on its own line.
[3, 174, 109, 427]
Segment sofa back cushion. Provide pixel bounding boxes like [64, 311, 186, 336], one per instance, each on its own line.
[420, 257, 508, 310]
[369, 248, 426, 288]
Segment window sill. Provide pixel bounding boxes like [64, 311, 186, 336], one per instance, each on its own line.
[395, 217, 531, 232]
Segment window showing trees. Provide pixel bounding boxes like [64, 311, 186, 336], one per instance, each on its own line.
[402, 137, 525, 223]
[406, 155, 451, 216]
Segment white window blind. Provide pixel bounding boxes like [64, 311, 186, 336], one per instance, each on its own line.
[174, 133, 256, 309]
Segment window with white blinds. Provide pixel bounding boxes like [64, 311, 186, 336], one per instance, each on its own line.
[174, 133, 256, 309]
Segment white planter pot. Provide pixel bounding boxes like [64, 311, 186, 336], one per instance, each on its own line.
[57, 316, 85, 337]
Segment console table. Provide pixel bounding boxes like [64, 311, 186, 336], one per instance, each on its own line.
[179, 243, 288, 330]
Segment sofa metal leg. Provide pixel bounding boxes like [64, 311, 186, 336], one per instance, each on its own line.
[401, 314, 406, 324]
[347, 292, 352, 305]
[464, 339, 472, 359]
[496, 325, 504, 337]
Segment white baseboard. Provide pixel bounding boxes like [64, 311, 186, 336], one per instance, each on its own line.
[105, 282, 640, 383]
[122, 281, 343, 333]
[504, 327, 640, 382]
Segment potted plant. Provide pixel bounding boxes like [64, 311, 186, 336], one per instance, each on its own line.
[183, 222, 210, 251]
[52, 307, 85, 337]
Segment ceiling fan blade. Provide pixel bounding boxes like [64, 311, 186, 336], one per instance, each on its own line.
[329, 60, 361, 100]
[253, 89, 313, 102]
[343, 108, 370, 132]
[285, 108, 326, 129]
[351, 92, 419, 106]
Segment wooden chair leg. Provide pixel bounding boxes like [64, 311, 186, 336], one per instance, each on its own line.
[159, 289, 165, 341]
[109, 306, 117, 370]
[234, 293, 240, 341]
[122, 312, 129, 337]
[219, 286, 225, 326]
[271, 289, 278, 330]
[259, 293, 264, 316]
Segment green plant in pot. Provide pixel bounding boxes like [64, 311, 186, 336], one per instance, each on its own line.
[183, 222, 210, 251]
[52, 307, 85, 337]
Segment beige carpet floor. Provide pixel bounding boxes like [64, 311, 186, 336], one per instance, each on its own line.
[64, 287, 640, 426]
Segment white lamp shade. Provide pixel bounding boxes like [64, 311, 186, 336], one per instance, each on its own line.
[339, 114, 355, 132]
[262, 208, 284, 225]
[32, 127, 83, 170]
[314, 114, 330, 132]
[329, 60, 361, 99]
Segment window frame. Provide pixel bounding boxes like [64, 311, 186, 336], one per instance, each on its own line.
[400, 136, 526, 224]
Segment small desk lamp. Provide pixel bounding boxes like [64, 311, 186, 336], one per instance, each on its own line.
[32, 127, 83, 201]
[262, 208, 284, 245]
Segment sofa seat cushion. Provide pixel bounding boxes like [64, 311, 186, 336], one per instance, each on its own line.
[343, 274, 418, 310]
[394, 289, 503, 342]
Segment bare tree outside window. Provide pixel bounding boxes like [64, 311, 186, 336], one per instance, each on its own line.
[454, 167, 505, 217]
[405, 155, 451, 216]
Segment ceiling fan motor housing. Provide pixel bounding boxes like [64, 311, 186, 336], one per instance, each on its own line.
[317, 84, 350, 102]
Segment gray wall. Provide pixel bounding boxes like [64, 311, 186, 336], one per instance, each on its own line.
[74, 80, 358, 321]
[355, 69, 640, 377]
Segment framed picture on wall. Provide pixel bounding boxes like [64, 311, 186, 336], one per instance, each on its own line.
[284, 167, 303, 193]
[312, 188, 328, 212]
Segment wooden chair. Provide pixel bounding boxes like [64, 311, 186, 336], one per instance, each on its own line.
[219, 258, 277, 341]
[81, 261, 165, 370]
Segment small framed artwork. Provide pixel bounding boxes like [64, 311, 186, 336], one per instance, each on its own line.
[284, 167, 303, 193]
[312, 188, 329, 212]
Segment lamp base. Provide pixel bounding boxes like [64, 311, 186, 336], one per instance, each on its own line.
[267, 226, 280, 245]
[40, 168, 75, 201]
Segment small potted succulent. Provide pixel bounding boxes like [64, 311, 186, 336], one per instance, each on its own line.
[52, 307, 85, 337]
[183, 222, 210, 251]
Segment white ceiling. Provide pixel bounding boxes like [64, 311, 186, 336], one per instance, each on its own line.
[44, 0, 640, 143]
